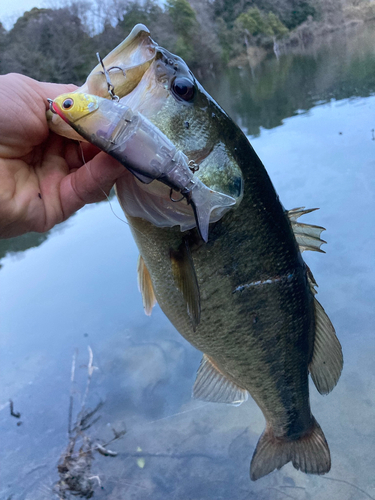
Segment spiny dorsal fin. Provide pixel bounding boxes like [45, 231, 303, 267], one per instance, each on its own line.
[309, 298, 343, 395]
[137, 255, 157, 316]
[287, 207, 327, 253]
[170, 240, 201, 329]
[193, 354, 248, 406]
[287, 207, 318, 221]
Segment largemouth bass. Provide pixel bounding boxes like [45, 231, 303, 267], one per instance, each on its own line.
[49, 25, 343, 481]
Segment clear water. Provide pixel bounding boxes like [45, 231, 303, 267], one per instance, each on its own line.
[1, 25, 375, 500]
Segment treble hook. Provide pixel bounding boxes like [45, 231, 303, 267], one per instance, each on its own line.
[96, 52, 120, 102]
[47, 98, 57, 114]
[169, 188, 185, 203]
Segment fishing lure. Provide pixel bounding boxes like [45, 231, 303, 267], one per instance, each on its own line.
[50, 93, 235, 242]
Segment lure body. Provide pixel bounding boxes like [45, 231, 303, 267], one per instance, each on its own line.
[52, 93, 235, 242]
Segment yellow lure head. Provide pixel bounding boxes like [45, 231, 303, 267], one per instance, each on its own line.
[52, 93, 99, 124]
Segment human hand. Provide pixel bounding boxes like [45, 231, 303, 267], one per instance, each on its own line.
[0, 73, 127, 238]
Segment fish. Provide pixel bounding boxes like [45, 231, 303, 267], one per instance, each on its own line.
[51, 92, 235, 242]
[49, 24, 343, 481]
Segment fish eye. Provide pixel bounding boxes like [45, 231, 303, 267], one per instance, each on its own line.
[62, 98, 74, 110]
[171, 77, 195, 102]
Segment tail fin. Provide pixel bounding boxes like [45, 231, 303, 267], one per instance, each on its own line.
[190, 182, 236, 242]
[250, 417, 331, 481]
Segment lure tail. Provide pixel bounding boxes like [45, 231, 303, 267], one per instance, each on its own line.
[189, 182, 236, 242]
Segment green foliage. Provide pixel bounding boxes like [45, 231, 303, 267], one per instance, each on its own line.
[237, 8, 267, 36]
[267, 12, 289, 37]
[288, 0, 316, 29]
[167, 0, 197, 37]
[268, 12, 289, 37]
[236, 7, 289, 38]
[212, 0, 316, 30]
[117, 0, 165, 37]
[174, 34, 196, 62]
[165, 0, 198, 67]
[215, 16, 234, 63]
[213, 0, 252, 27]
[0, 0, 354, 81]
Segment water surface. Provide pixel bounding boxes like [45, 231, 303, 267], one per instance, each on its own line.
[1, 24, 375, 500]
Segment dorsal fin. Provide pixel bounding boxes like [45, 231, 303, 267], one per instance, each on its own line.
[137, 255, 157, 316]
[309, 298, 343, 395]
[287, 207, 326, 253]
[193, 354, 248, 406]
[170, 240, 201, 330]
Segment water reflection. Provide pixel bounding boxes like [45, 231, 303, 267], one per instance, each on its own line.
[1, 26, 375, 500]
[0, 197, 112, 265]
[204, 24, 375, 136]
[0, 231, 50, 261]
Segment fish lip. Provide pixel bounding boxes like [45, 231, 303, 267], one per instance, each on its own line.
[48, 24, 158, 139]
[123, 23, 152, 45]
[84, 23, 157, 97]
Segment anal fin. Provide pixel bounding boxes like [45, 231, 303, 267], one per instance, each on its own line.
[193, 354, 248, 406]
[170, 240, 201, 329]
[287, 207, 326, 253]
[309, 298, 343, 395]
[137, 255, 157, 316]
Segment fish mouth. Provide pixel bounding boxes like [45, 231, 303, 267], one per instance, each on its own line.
[82, 24, 156, 98]
[48, 24, 157, 139]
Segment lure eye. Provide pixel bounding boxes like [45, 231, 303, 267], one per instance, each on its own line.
[62, 98, 74, 110]
[171, 77, 195, 102]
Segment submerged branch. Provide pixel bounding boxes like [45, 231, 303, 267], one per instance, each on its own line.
[55, 348, 125, 499]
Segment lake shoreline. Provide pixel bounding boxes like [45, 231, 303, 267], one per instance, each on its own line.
[229, 8, 375, 68]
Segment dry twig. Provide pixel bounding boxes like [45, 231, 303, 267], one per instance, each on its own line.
[55, 347, 126, 499]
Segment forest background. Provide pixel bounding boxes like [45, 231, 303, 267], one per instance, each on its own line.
[1, 0, 375, 83]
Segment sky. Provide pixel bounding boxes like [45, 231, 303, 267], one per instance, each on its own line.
[0, 0, 46, 29]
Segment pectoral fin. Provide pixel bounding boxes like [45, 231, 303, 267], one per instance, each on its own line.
[193, 354, 248, 406]
[170, 240, 200, 329]
[137, 255, 157, 316]
[309, 298, 343, 395]
[287, 207, 326, 253]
